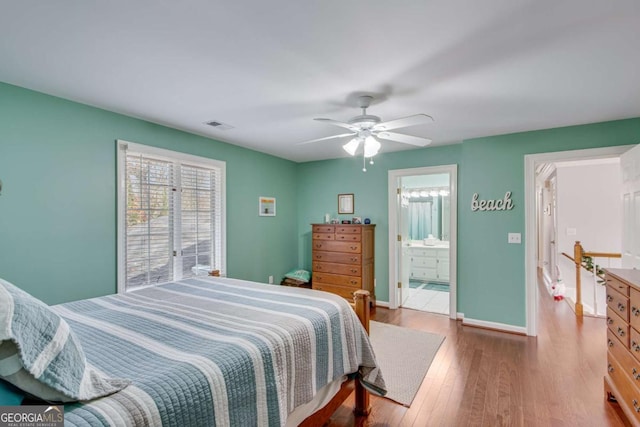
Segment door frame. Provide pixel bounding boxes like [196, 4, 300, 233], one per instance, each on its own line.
[388, 164, 458, 319]
[524, 145, 629, 336]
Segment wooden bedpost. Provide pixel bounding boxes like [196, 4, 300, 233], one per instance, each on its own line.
[353, 290, 371, 416]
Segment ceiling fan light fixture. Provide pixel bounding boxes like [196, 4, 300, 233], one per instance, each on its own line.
[363, 136, 381, 157]
[343, 138, 361, 156]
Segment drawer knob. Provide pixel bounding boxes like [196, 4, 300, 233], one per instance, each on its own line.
[350, 269, 357, 273]
[608, 363, 614, 373]
[350, 246, 357, 250]
[607, 294, 613, 302]
[351, 257, 357, 262]
[618, 302, 626, 312]
[315, 255, 322, 259]
[315, 244, 322, 248]
[633, 341, 640, 352]
[633, 306, 640, 316]
[607, 317, 613, 325]
[608, 339, 614, 347]
[350, 280, 357, 285]
[618, 327, 626, 337]
[634, 399, 640, 412]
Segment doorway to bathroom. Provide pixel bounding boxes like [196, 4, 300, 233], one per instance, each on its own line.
[388, 165, 457, 318]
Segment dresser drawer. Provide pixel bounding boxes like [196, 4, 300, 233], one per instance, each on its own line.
[631, 288, 640, 332]
[607, 274, 630, 297]
[608, 306, 630, 348]
[313, 225, 335, 233]
[630, 329, 640, 362]
[335, 225, 360, 234]
[607, 287, 630, 323]
[408, 248, 437, 258]
[411, 267, 437, 280]
[312, 272, 361, 288]
[313, 283, 357, 300]
[608, 352, 640, 424]
[335, 233, 361, 242]
[411, 257, 437, 268]
[609, 329, 640, 390]
[313, 262, 361, 276]
[313, 233, 334, 241]
[312, 251, 361, 264]
[312, 240, 361, 253]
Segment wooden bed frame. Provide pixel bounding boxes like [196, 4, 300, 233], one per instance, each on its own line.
[299, 290, 371, 426]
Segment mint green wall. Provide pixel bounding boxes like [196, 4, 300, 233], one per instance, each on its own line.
[458, 119, 640, 326]
[0, 82, 298, 304]
[297, 118, 640, 327]
[296, 145, 462, 302]
[1, 80, 639, 329]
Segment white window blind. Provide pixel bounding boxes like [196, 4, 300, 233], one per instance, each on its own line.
[117, 141, 226, 292]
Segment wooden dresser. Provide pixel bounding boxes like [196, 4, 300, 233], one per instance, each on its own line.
[604, 268, 640, 425]
[311, 224, 376, 305]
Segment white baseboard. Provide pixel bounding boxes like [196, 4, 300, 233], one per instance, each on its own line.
[375, 300, 390, 308]
[456, 312, 464, 320]
[462, 316, 527, 335]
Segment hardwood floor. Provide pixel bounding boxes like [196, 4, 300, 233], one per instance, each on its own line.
[327, 277, 627, 426]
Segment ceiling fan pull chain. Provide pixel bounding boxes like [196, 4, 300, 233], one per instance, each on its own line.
[362, 151, 367, 172]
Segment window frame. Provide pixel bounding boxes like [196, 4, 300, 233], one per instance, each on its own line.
[116, 140, 226, 293]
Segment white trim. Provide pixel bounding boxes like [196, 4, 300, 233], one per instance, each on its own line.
[375, 300, 390, 308]
[116, 141, 127, 294]
[456, 312, 464, 320]
[118, 140, 226, 170]
[116, 139, 227, 293]
[387, 164, 458, 320]
[524, 145, 629, 336]
[462, 317, 527, 335]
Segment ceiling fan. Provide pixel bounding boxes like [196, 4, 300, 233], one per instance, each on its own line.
[299, 95, 433, 171]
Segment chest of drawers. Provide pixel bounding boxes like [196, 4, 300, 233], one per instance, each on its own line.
[311, 224, 376, 305]
[604, 268, 640, 425]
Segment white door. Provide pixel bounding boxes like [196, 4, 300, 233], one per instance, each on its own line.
[398, 185, 411, 305]
[621, 144, 640, 269]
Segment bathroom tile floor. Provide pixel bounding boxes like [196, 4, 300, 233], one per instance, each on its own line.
[402, 285, 450, 314]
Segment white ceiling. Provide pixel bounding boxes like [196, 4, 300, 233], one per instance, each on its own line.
[1, 1, 639, 162]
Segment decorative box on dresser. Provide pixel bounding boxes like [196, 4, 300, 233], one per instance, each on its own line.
[604, 268, 640, 426]
[311, 224, 376, 306]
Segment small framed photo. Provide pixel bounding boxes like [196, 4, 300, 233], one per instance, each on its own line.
[352, 217, 362, 224]
[338, 193, 354, 214]
[259, 196, 276, 216]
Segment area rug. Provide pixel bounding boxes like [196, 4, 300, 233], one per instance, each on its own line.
[369, 321, 445, 407]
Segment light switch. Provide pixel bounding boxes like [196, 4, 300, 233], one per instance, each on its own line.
[508, 233, 521, 244]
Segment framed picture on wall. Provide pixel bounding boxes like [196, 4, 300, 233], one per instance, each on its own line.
[259, 196, 276, 216]
[338, 193, 354, 214]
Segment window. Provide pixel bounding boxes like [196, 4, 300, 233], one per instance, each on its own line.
[117, 141, 225, 292]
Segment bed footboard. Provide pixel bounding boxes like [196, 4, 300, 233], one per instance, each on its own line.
[300, 290, 371, 425]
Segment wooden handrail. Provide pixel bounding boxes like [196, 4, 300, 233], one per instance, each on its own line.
[583, 251, 622, 259]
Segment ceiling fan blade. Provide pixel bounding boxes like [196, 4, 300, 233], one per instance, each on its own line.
[373, 114, 434, 131]
[314, 118, 360, 131]
[296, 132, 356, 145]
[376, 131, 432, 147]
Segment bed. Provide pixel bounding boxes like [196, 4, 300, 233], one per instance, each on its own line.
[0, 276, 385, 426]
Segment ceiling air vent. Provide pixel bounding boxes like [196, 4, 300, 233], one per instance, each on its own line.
[204, 120, 234, 131]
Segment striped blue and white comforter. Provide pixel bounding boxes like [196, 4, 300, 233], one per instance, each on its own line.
[51, 277, 385, 426]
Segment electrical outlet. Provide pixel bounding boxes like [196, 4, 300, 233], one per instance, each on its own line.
[508, 233, 521, 244]
[268, 275, 274, 284]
